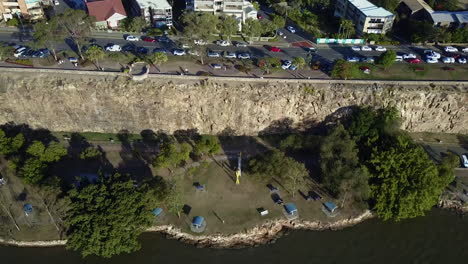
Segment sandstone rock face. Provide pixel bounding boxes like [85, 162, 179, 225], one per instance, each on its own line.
[0, 72, 466, 135]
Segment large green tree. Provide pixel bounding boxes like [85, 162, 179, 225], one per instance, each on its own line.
[33, 18, 62, 61]
[0, 42, 14, 61]
[242, 18, 263, 43]
[0, 129, 24, 156]
[121, 17, 147, 33]
[85, 45, 105, 70]
[57, 9, 94, 60]
[331, 59, 359, 80]
[377, 50, 396, 70]
[65, 173, 154, 258]
[147, 51, 168, 72]
[218, 15, 238, 41]
[193, 135, 221, 157]
[153, 142, 192, 169]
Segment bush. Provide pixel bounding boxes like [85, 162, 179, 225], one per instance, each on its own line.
[6, 18, 19, 27]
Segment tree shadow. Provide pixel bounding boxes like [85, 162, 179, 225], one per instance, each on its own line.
[116, 130, 154, 183]
[0, 122, 56, 146]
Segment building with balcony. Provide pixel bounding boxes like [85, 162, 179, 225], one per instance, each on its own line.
[85, 0, 127, 29]
[129, 0, 172, 28]
[186, 0, 257, 30]
[0, 0, 43, 21]
[334, 0, 395, 34]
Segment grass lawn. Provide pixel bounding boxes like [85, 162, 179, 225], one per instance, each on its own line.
[409, 132, 468, 145]
[51, 131, 142, 143]
[356, 63, 468, 80]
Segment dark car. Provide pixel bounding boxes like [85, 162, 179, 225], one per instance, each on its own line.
[158, 36, 170, 43]
[122, 44, 136, 52]
[141, 36, 156, 43]
[136, 46, 149, 54]
[271, 193, 283, 204]
[22, 49, 35, 57]
[267, 184, 279, 192]
[309, 191, 322, 201]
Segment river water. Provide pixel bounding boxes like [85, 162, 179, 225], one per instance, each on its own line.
[1, 209, 467, 264]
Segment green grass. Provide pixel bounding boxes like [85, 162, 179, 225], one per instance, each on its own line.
[355, 63, 468, 80]
[51, 131, 142, 142]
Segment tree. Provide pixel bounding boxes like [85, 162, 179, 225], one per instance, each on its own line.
[242, 18, 263, 43]
[281, 159, 308, 197]
[378, 50, 396, 70]
[27, 141, 67, 163]
[80, 147, 102, 160]
[57, 9, 94, 60]
[147, 51, 168, 71]
[293, 57, 306, 69]
[65, 173, 154, 258]
[153, 142, 192, 169]
[257, 57, 282, 74]
[272, 15, 286, 32]
[193, 135, 221, 157]
[338, 19, 355, 39]
[218, 15, 238, 41]
[331, 59, 359, 79]
[181, 12, 218, 42]
[121, 17, 147, 33]
[33, 19, 62, 61]
[0, 129, 24, 156]
[0, 42, 14, 61]
[85, 45, 105, 70]
[252, 1, 260, 10]
[166, 180, 184, 218]
[368, 135, 453, 220]
[6, 17, 19, 27]
[19, 158, 47, 184]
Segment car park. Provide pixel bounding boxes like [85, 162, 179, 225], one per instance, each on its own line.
[235, 41, 248, 47]
[141, 36, 156, 43]
[224, 51, 237, 59]
[444, 46, 458, 52]
[395, 55, 403, 62]
[105, 44, 121, 52]
[216, 40, 231, 46]
[287, 26, 296, 33]
[361, 46, 372, 51]
[402, 53, 416, 59]
[211, 63, 222, 69]
[281, 60, 292, 69]
[153, 48, 167, 54]
[346, 57, 360, 62]
[351, 46, 360, 51]
[207, 51, 220, 58]
[375, 46, 387, 52]
[237, 53, 251, 59]
[125, 35, 139, 41]
[173, 49, 186, 56]
[458, 57, 467, 64]
[442, 57, 455, 63]
[270, 46, 281, 52]
[408, 58, 422, 64]
[426, 58, 438, 63]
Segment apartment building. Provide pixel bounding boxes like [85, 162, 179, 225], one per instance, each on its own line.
[334, 0, 395, 34]
[0, 0, 43, 21]
[186, 0, 257, 29]
[129, 0, 172, 28]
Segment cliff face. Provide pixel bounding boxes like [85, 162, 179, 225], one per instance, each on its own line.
[0, 71, 466, 135]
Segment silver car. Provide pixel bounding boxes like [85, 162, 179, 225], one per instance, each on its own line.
[224, 51, 237, 59]
[207, 51, 220, 58]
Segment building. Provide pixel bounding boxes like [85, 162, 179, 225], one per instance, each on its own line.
[334, 0, 395, 34]
[0, 0, 43, 21]
[396, 0, 468, 28]
[129, 0, 172, 28]
[186, 0, 257, 30]
[429, 11, 468, 28]
[396, 0, 433, 20]
[85, 0, 127, 29]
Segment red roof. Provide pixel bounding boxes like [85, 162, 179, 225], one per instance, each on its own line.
[86, 0, 127, 22]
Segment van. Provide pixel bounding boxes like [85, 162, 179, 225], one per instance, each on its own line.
[395, 55, 403, 62]
[14, 47, 27, 57]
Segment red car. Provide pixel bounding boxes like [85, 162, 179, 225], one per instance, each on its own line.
[141, 36, 156, 43]
[270, 46, 281, 52]
[257, 14, 263, 19]
[407, 58, 421, 64]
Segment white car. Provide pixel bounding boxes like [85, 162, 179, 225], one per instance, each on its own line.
[188, 50, 199, 56]
[346, 57, 360, 62]
[278, 31, 287, 39]
[211, 63, 222, 69]
[13, 47, 27, 57]
[442, 57, 455, 63]
[194, 40, 206, 45]
[224, 51, 237, 59]
[54, 0, 59, 5]
[395, 55, 403, 62]
[402, 53, 416, 59]
[281, 60, 292, 69]
[173, 49, 186, 56]
[444, 46, 458, 52]
[458, 57, 467, 64]
[125, 35, 139, 41]
[237, 53, 251, 59]
[216, 40, 231, 46]
[287, 26, 296, 33]
[235, 42, 248, 47]
[375, 46, 387, 52]
[207, 51, 220, 58]
[351, 46, 360, 51]
[462, 47, 468, 53]
[424, 50, 441, 59]
[105, 44, 121, 52]
[361, 46, 372, 51]
[462, 155, 468, 168]
[426, 58, 438, 63]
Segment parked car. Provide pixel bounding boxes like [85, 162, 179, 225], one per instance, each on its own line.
[141, 36, 155, 43]
[444, 46, 458, 52]
[351, 46, 360, 51]
[13, 47, 27, 57]
[402, 53, 416, 59]
[257, 14, 263, 19]
[105, 44, 121, 52]
[277, 31, 286, 39]
[461, 155, 468, 168]
[237, 52, 251, 59]
[408, 58, 422, 64]
[395, 55, 403, 62]
[287, 26, 296, 33]
[194, 39, 206, 45]
[216, 40, 231, 46]
[21, 48, 35, 57]
[158, 36, 170, 43]
[188, 49, 199, 56]
[54, 0, 59, 5]
[235, 41, 248, 47]
[462, 47, 468, 53]
[270, 46, 281, 52]
[458, 57, 467, 64]
[153, 48, 167, 54]
[211, 63, 222, 69]
[267, 184, 279, 192]
[68, 57, 78, 63]
[309, 191, 322, 201]
[361, 46, 372, 51]
[289, 64, 298, 70]
[125, 35, 139, 41]
[424, 50, 441, 59]
[346, 57, 360, 62]
[281, 60, 292, 69]
[442, 57, 455, 63]
[426, 58, 438, 63]
[173, 49, 186, 56]
[207, 50, 220, 58]
[308, 47, 316, 53]
[32, 48, 50, 58]
[361, 57, 375, 63]
[271, 193, 283, 204]
[136, 46, 148, 54]
[224, 51, 237, 59]
[375, 46, 387, 52]
[123, 44, 136, 52]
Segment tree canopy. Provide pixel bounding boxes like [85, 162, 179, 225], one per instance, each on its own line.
[193, 135, 221, 157]
[153, 141, 192, 169]
[331, 59, 359, 79]
[378, 50, 396, 70]
[56, 9, 94, 59]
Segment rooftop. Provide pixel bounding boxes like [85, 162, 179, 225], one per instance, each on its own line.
[400, 0, 434, 13]
[348, 0, 394, 17]
[430, 11, 468, 23]
[284, 203, 298, 214]
[192, 216, 205, 227]
[135, 0, 172, 9]
[86, 0, 127, 21]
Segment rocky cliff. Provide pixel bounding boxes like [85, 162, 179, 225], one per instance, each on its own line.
[0, 69, 467, 135]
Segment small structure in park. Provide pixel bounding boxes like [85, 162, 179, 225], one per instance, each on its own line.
[322, 201, 339, 217]
[191, 216, 206, 233]
[283, 203, 299, 220]
[193, 182, 205, 192]
[23, 204, 33, 217]
[152, 208, 163, 217]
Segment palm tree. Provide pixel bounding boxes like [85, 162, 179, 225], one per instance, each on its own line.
[338, 19, 355, 39]
[84, 45, 105, 70]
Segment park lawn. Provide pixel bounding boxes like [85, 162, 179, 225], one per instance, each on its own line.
[409, 132, 468, 145]
[356, 63, 468, 80]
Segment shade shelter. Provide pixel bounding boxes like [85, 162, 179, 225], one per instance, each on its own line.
[23, 204, 33, 216]
[152, 208, 163, 217]
[322, 201, 339, 217]
[283, 203, 299, 220]
[191, 216, 206, 233]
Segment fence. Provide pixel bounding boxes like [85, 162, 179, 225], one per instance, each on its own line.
[316, 38, 365, 44]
